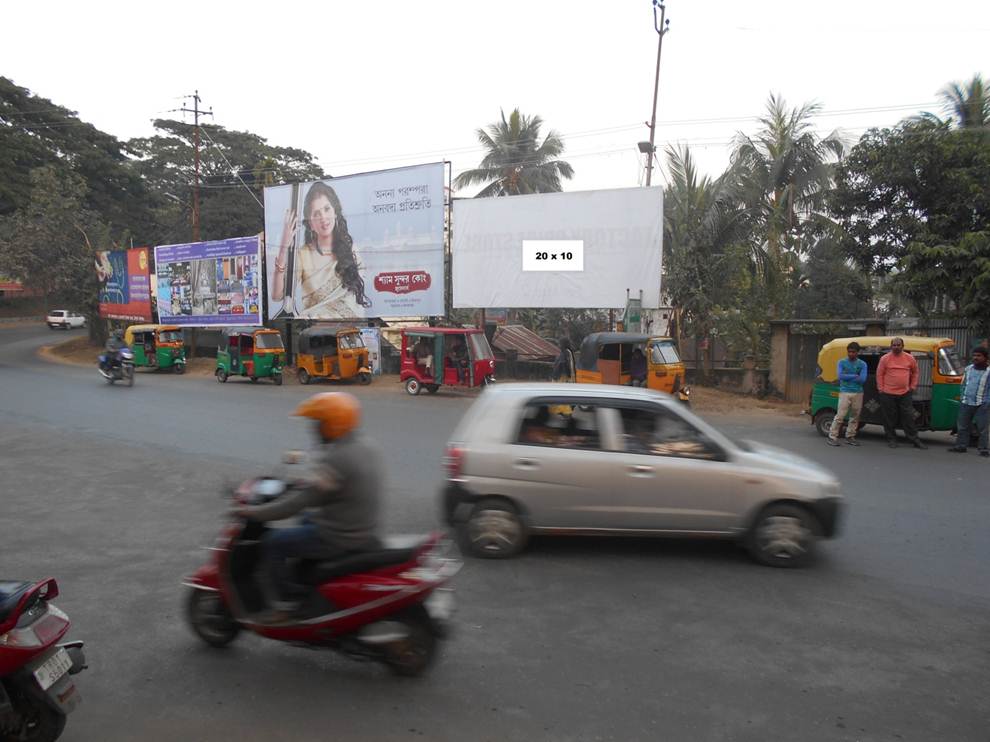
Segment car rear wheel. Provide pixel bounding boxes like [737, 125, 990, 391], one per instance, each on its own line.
[462, 498, 527, 559]
[747, 503, 820, 568]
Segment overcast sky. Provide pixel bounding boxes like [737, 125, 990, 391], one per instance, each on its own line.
[3, 0, 987, 194]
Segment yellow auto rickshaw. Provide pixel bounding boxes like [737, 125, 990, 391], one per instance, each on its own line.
[124, 324, 186, 373]
[574, 332, 689, 402]
[296, 326, 372, 385]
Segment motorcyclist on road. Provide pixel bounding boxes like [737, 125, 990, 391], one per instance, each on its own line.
[238, 392, 382, 616]
[103, 330, 126, 370]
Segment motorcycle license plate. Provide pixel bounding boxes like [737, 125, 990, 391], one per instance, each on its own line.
[32, 648, 72, 691]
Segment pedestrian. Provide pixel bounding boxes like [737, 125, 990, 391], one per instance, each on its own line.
[827, 342, 867, 447]
[876, 337, 927, 449]
[948, 346, 990, 457]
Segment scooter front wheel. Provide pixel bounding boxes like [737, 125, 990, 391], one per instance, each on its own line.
[383, 605, 436, 677]
[186, 589, 241, 648]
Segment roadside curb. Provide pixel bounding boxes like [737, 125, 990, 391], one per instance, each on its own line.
[37, 336, 89, 367]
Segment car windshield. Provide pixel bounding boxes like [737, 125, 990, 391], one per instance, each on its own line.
[255, 332, 284, 350]
[938, 347, 964, 376]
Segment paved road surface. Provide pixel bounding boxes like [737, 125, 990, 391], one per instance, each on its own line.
[2, 326, 988, 741]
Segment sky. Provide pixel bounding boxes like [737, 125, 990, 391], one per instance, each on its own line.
[2, 0, 988, 194]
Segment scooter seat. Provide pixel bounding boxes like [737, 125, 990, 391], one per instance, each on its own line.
[301, 548, 418, 584]
[0, 581, 33, 624]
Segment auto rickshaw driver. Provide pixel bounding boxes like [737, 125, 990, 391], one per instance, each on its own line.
[237, 392, 383, 622]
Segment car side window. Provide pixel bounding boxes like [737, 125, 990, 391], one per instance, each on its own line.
[516, 402, 601, 451]
[617, 406, 722, 461]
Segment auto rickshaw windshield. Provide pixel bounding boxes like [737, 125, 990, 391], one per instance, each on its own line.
[338, 333, 364, 350]
[468, 333, 494, 360]
[938, 346, 964, 376]
[650, 341, 680, 364]
[159, 330, 182, 343]
[255, 333, 284, 350]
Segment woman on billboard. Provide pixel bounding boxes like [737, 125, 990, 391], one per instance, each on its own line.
[271, 182, 371, 318]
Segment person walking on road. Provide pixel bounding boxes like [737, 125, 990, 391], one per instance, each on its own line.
[877, 337, 927, 449]
[827, 342, 867, 447]
[949, 347, 990, 457]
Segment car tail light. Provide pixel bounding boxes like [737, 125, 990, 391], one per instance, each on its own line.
[443, 445, 465, 479]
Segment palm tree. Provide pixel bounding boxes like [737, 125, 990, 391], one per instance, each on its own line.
[453, 109, 574, 196]
[731, 94, 845, 314]
[938, 74, 990, 128]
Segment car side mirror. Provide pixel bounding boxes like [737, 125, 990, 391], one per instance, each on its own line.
[282, 450, 306, 465]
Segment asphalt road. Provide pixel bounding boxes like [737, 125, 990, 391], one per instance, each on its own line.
[2, 325, 988, 741]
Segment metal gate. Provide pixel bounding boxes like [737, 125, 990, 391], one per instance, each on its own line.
[786, 333, 832, 403]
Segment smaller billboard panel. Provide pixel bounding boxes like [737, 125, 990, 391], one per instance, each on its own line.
[154, 236, 262, 326]
[97, 248, 152, 321]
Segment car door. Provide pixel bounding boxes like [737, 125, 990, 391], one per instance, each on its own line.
[602, 402, 747, 533]
[495, 399, 620, 529]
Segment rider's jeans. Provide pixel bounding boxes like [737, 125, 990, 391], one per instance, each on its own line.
[262, 523, 324, 603]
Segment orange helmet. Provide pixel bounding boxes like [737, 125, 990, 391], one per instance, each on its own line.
[293, 392, 360, 441]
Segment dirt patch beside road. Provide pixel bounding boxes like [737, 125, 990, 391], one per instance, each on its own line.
[688, 385, 804, 417]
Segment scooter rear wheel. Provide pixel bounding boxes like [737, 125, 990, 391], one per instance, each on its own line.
[383, 605, 436, 677]
[186, 589, 241, 648]
[4, 687, 65, 742]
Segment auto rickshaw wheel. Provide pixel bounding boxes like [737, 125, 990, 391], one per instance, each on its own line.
[298, 368, 311, 385]
[216, 369, 228, 383]
[273, 373, 283, 386]
[174, 363, 185, 375]
[813, 409, 836, 437]
[405, 378, 421, 396]
[359, 371, 372, 385]
[250, 376, 258, 383]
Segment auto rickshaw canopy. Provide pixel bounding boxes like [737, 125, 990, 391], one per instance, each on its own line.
[577, 332, 651, 371]
[124, 324, 182, 345]
[298, 326, 361, 355]
[816, 335, 954, 383]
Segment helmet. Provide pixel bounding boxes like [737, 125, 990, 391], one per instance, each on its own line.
[293, 392, 360, 441]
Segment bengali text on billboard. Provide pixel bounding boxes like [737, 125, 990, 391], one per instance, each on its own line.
[96, 247, 152, 321]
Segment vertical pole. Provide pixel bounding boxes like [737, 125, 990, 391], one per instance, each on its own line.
[192, 90, 201, 242]
[645, 2, 669, 187]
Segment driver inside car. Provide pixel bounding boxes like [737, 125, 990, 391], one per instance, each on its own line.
[238, 392, 382, 621]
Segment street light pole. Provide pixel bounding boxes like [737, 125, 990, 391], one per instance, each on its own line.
[645, 0, 670, 186]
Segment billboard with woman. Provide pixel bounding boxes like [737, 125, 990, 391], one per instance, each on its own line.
[263, 162, 445, 320]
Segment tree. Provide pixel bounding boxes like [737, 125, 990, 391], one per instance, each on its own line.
[935, 74, 990, 129]
[731, 94, 845, 316]
[453, 109, 574, 196]
[0, 166, 110, 335]
[793, 234, 873, 319]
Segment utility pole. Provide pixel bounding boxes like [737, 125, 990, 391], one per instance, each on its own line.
[644, 0, 670, 186]
[176, 91, 213, 241]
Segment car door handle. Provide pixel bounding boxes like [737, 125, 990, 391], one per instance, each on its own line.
[514, 458, 539, 470]
[628, 465, 654, 477]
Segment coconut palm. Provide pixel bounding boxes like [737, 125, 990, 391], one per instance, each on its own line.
[454, 109, 574, 197]
[938, 74, 990, 128]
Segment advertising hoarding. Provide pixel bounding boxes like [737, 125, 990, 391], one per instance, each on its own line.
[96, 247, 152, 321]
[264, 163, 445, 320]
[154, 236, 262, 327]
[452, 186, 663, 309]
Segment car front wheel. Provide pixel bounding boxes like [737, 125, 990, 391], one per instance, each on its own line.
[747, 503, 820, 568]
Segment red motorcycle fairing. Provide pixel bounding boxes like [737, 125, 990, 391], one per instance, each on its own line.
[0, 580, 70, 676]
[183, 563, 221, 593]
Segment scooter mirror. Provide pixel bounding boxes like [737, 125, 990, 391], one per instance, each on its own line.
[282, 450, 306, 465]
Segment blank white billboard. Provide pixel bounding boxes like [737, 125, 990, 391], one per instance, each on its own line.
[452, 186, 662, 309]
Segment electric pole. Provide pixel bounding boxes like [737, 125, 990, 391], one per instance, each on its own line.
[176, 91, 213, 241]
[644, 1, 670, 186]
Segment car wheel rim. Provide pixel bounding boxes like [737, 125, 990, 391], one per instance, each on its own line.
[468, 510, 521, 554]
[757, 515, 810, 560]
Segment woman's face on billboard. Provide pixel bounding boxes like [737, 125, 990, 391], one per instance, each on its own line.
[307, 194, 337, 241]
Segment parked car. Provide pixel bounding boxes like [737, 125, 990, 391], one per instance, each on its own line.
[46, 310, 86, 329]
[442, 383, 843, 567]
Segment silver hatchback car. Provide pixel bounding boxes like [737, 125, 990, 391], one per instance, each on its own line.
[442, 383, 842, 567]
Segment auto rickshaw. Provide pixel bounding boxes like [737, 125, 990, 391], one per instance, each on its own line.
[809, 335, 965, 438]
[216, 327, 285, 385]
[296, 326, 372, 385]
[124, 324, 186, 373]
[400, 327, 496, 395]
[574, 332, 690, 403]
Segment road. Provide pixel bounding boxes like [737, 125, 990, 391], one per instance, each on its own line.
[2, 325, 988, 741]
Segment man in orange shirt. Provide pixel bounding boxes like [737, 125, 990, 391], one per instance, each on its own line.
[876, 337, 927, 449]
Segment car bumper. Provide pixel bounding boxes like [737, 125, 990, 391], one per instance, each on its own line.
[809, 496, 843, 538]
[442, 481, 473, 526]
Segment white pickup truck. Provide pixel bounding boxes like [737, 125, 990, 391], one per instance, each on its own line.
[46, 310, 86, 329]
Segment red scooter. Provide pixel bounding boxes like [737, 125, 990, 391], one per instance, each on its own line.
[0, 579, 86, 742]
[184, 478, 461, 676]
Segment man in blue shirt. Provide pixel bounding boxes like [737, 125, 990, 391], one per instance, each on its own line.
[828, 341, 868, 447]
[949, 346, 990, 457]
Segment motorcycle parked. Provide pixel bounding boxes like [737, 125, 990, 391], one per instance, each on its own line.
[97, 348, 135, 386]
[0, 579, 86, 742]
[183, 478, 461, 677]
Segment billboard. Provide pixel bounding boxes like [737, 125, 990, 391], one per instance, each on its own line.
[154, 236, 262, 326]
[264, 162, 445, 320]
[96, 247, 152, 321]
[452, 186, 663, 309]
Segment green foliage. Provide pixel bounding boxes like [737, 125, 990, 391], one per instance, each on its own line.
[794, 235, 873, 318]
[453, 109, 574, 196]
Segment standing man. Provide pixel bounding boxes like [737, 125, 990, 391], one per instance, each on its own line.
[877, 337, 927, 449]
[827, 341, 867, 447]
[949, 346, 990, 457]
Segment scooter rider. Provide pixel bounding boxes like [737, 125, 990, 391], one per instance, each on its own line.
[238, 392, 382, 615]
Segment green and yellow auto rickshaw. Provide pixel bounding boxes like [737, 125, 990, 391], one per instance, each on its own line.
[124, 324, 186, 373]
[216, 327, 285, 385]
[809, 335, 965, 437]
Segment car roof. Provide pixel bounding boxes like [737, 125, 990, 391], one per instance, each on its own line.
[481, 382, 675, 404]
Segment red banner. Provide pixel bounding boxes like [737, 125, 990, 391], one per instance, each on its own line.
[373, 270, 432, 295]
[97, 248, 152, 321]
